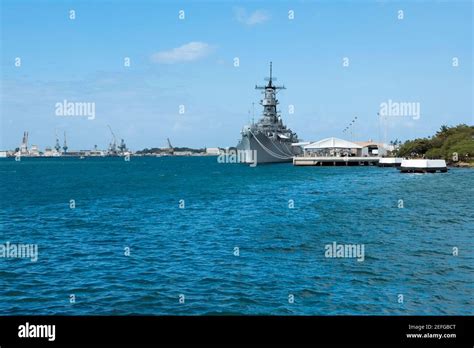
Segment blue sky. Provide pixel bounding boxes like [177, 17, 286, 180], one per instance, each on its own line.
[1, 0, 472, 150]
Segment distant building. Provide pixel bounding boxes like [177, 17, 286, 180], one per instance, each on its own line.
[29, 145, 40, 156]
[44, 147, 62, 157]
[63, 150, 82, 156]
[205, 147, 221, 155]
[89, 150, 106, 156]
[354, 141, 387, 157]
[174, 151, 193, 156]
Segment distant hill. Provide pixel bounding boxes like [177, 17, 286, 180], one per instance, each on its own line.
[395, 124, 474, 165]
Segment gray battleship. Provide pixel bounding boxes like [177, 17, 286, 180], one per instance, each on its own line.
[236, 63, 301, 164]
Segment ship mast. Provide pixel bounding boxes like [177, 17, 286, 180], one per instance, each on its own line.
[255, 62, 285, 91]
[251, 102, 255, 124]
[255, 62, 285, 123]
[269, 61, 273, 87]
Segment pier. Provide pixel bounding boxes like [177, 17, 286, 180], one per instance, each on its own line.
[293, 156, 380, 166]
[292, 137, 380, 166]
[378, 157, 403, 167]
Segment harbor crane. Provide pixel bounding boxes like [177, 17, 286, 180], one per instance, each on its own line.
[62, 131, 68, 153]
[20, 131, 29, 154]
[54, 130, 61, 153]
[166, 138, 174, 155]
[107, 125, 118, 155]
[118, 138, 127, 153]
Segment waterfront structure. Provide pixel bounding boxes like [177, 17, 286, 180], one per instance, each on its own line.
[29, 145, 40, 156]
[293, 137, 381, 166]
[174, 151, 193, 156]
[378, 158, 403, 167]
[293, 156, 379, 166]
[354, 140, 387, 157]
[205, 148, 221, 155]
[303, 137, 362, 157]
[43, 147, 57, 157]
[399, 159, 448, 173]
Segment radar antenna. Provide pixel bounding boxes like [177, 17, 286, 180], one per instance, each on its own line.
[256, 62, 285, 91]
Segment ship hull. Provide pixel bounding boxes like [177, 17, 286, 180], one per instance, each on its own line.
[236, 132, 300, 164]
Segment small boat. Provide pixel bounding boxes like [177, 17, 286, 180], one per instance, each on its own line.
[399, 159, 447, 173]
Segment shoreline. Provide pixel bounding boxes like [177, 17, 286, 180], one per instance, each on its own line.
[1, 155, 473, 168]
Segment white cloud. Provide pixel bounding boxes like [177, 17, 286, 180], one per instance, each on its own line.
[151, 42, 214, 64]
[234, 8, 270, 26]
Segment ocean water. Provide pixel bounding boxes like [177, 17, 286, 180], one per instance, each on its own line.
[0, 157, 472, 315]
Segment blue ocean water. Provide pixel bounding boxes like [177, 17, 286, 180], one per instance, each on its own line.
[0, 157, 472, 315]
